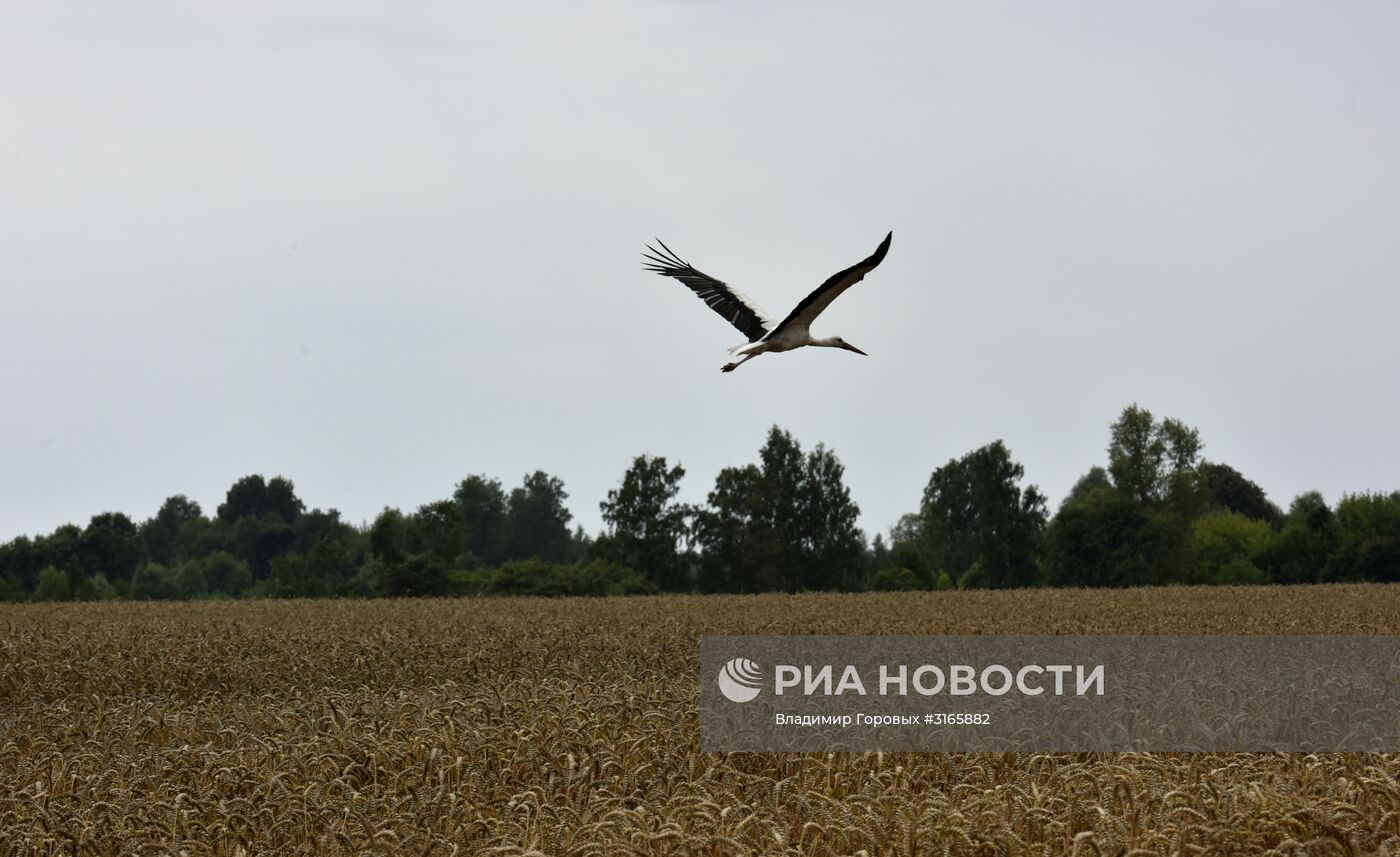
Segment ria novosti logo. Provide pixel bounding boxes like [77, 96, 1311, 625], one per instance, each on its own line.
[717, 657, 763, 703]
[715, 656, 1107, 704]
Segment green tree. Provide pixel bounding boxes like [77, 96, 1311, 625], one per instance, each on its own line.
[1159, 418, 1203, 477]
[572, 559, 655, 596]
[1107, 405, 1161, 504]
[36, 525, 83, 578]
[568, 525, 593, 564]
[694, 428, 864, 593]
[1094, 405, 1210, 582]
[0, 535, 43, 592]
[1328, 492, 1400, 582]
[293, 508, 357, 555]
[868, 533, 890, 579]
[759, 427, 807, 576]
[75, 572, 117, 601]
[1190, 510, 1275, 585]
[1199, 462, 1282, 526]
[368, 508, 407, 564]
[141, 495, 204, 566]
[504, 471, 574, 563]
[267, 553, 318, 597]
[406, 501, 465, 566]
[488, 558, 573, 597]
[1260, 492, 1337, 584]
[197, 552, 254, 596]
[958, 559, 987, 590]
[229, 514, 295, 580]
[273, 508, 364, 595]
[886, 514, 930, 584]
[80, 513, 145, 584]
[33, 566, 72, 601]
[919, 441, 1047, 589]
[0, 571, 24, 602]
[694, 464, 777, 593]
[211, 475, 303, 579]
[1060, 467, 1111, 509]
[596, 455, 691, 591]
[306, 535, 358, 592]
[1044, 481, 1177, 588]
[379, 553, 453, 598]
[172, 515, 232, 564]
[798, 442, 866, 590]
[217, 475, 304, 525]
[1107, 405, 1202, 506]
[453, 475, 508, 566]
[343, 558, 383, 598]
[130, 563, 179, 600]
[870, 567, 920, 591]
[173, 562, 209, 599]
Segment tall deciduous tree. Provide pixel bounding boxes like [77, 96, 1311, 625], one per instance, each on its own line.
[505, 471, 574, 563]
[38, 524, 83, 577]
[695, 427, 863, 593]
[596, 455, 691, 591]
[1328, 492, 1400, 582]
[695, 464, 779, 593]
[407, 501, 465, 566]
[453, 475, 508, 566]
[1060, 467, 1111, 510]
[1190, 510, 1274, 584]
[229, 515, 295, 580]
[0, 536, 43, 592]
[81, 513, 144, 583]
[217, 475, 304, 524]
[1259, 492, 1335, 584]
[1042, 406, 1219, 587]
[1044, 484, 1178, 588]
[368, 508, 407, 564]
[141, 495, 203, 566]
[1107, 405, 1202, 506]
[919, 441, 1047, 589]
[1198, 462, 1282, 526]
[886, 513, 930, 583]
[798, 442, 865, 591]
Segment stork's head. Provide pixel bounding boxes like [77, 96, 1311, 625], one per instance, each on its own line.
[828, 336, 867, 356]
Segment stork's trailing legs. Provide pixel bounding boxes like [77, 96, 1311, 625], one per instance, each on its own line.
[721, 352, 762, 373]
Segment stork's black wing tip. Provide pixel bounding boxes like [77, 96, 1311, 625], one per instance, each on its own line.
[642, 237, 687, 269]
[868, 230, 893, 266]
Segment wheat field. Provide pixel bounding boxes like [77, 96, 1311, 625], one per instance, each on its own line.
[2, 585, 1399, 855]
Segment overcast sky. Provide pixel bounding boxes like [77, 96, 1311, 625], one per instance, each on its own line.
[3, 2, 1398, 543]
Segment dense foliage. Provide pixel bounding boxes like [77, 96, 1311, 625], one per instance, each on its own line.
[1, 406, 1397, 601]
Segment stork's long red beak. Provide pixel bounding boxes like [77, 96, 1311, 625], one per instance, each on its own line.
[842, 343, 868, 356]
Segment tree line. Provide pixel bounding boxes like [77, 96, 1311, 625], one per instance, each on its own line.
[1, 404, 1397, 602]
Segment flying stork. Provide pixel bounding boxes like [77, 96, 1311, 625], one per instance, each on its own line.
[643, 231, 893, 373]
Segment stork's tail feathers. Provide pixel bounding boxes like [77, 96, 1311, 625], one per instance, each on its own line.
[727, 341, 766, 355]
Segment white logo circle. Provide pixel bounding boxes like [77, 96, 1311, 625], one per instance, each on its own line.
[717, 657, 763, 703]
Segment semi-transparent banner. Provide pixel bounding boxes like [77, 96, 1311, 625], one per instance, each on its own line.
[700, 635, 1400, 752]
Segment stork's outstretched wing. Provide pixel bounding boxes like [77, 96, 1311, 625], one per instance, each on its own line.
[643, 240, 774, 343]
[768, 231, 892, 338]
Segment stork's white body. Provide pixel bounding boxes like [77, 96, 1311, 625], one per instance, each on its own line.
[729, 328, 802, 355]
[643, 232, 892, 373]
